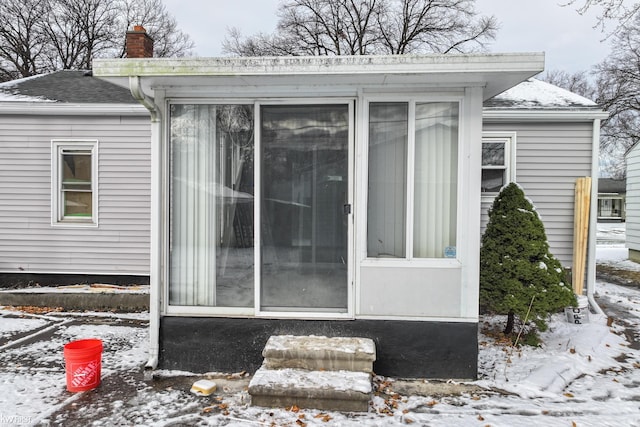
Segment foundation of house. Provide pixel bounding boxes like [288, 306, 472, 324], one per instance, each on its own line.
[159, 317, 478, 379]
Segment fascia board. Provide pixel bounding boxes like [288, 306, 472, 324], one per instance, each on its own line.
[94, 53, 545, 101]
[0, 102, 149, 116]
[94, 53, 545, 77]
[483, 108, 609, 122]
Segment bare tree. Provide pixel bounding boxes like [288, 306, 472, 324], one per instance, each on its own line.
[594, 16, 640, 178]
[223, 28, 296, 57]
[0, 0, 48, 81]
[541, 70, 598, 100]
[223, 0, 497, 56]
[42, 0, 120, 70]
[0, 0, 193, 81]
[378, 0, 497, 54]
[564, 0, 640, 30]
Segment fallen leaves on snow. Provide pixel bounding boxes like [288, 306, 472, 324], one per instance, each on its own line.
[314, 413, 333, 422]
[5, 305, 63, 314]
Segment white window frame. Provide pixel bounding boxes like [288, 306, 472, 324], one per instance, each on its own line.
[481, 132, 516, 199]
[51, 140, 98, 227]
[164, 98, 356, 320]
[361, 95, 463, 264]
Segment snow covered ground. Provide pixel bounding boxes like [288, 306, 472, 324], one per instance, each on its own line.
[0, 223, 639, 426]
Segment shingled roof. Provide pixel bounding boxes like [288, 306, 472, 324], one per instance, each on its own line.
[484, 78, 599, 110]
[0, 70, 137, 104]
[598, 178, 626, 194]
[1, 72, 599, 111]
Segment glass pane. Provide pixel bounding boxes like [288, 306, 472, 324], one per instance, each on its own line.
[481, 169, 505, 193]
[64, 191, 92, 217]
[61, 150, 92, 218]
[482, 142, 505, 166]
[169, 104, 255, 307]
[62, 152, 91, 184]
[261, 104, 349, 312]
[367, 103, 408, 258]
[413, 102, 458, 258]
[611, 199, 622, 216]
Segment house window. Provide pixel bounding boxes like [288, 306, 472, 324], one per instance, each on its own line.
[598, 197, 624, 219]
[52, 141, 97, 226]
[481, 135, 515, 194]
[367, 101, 459, 259]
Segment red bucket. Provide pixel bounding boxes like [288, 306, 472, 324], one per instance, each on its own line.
[63, 338, 103, 392]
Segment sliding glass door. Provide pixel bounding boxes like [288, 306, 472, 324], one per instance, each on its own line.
[260, 104, 350, 312]
[168, 102, 351, 315]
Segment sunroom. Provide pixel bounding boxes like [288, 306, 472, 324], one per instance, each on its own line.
[94, 54, 544, 378]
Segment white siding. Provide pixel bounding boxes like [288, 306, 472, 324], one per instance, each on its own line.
[0, 113, 151, 275]
[481, 121, 595, 268]
[626, 144, 640, 252]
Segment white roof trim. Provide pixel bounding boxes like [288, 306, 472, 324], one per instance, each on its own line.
[94, 53, 545, 101]
[482, 108, 609, 122]
[0, 102, 149, 116]
[95, 53, 545, 76]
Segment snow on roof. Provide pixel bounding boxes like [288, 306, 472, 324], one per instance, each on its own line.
[484, 78, 598, 109]
[0, 73, 57, 102]
[0, 92, 56, 102]
[1, 72, 597, 109]
[0, 70, 138, 104]
[0, 72, 54, 87]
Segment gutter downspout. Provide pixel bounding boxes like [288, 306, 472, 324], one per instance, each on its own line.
[587, 118, 605, 315]
[130, 76, 162, 369]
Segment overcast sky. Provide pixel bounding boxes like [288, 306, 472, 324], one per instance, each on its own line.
[162, 0, 612, 75]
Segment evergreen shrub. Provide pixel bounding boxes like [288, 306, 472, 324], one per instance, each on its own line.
[479, 183, 577, 337]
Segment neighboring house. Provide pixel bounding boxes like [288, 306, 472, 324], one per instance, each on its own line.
[93, 51, 605, 380]
[0, 70, 151, 287]
[626, 144, 640, 262]
[597, 178, 626, 222]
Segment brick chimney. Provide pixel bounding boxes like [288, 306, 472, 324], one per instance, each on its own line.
[126, 25, 154, 58]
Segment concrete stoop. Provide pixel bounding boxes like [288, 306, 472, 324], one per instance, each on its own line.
[0, 285, 149, 312]
[249, 368, 372, 412]
[248, 335, 376, 412]
[263, 335, 376, 372]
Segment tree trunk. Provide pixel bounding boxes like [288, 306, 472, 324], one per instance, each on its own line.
[504, 311, 515, 335]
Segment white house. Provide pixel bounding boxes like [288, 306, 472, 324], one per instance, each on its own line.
[626, 144, 640, 262]
[0, 52, 606, 379]
[0, 70, 151, 287]
[597, 178, 626, 222]
[93, 52, 548, 378]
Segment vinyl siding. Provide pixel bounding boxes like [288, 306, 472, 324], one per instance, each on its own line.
[0, 113, 151, 275]
[626, 144, 640, 251]
[481, 121, 595, 268]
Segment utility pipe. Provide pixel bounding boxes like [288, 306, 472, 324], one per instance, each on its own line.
[129, 76, 162, 369]
[587, 118, 604, 315]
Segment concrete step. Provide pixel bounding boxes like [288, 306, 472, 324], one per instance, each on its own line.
[248, 366, 372, 412]
[262, 335, 376, 373]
